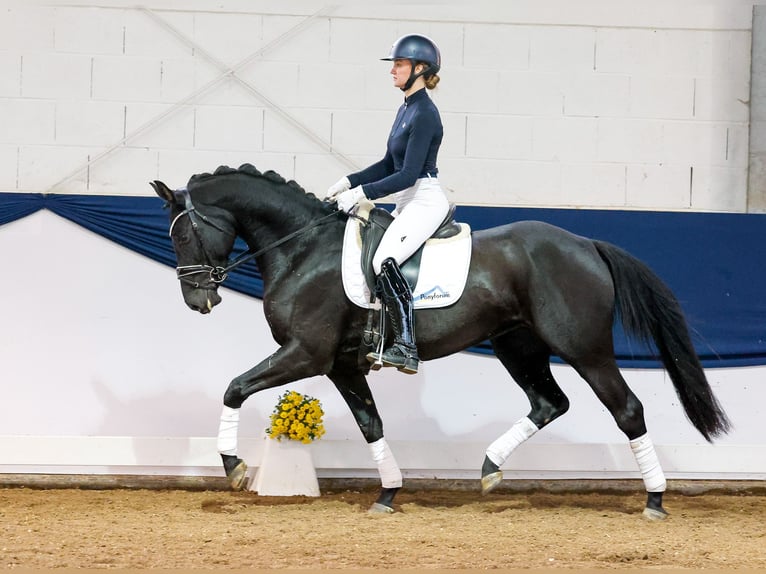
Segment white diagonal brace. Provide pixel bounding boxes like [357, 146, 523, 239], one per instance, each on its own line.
[46, 4, 357, 193]
[141, 4, 360, 171]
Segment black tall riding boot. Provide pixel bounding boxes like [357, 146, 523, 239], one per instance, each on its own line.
[366, 258, 420, 374]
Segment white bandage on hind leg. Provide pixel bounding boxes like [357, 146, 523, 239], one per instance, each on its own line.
[630, 432, 666, 492]
[486, 416, 539, 467]
[216, 406, 240, 456]
[369, 437, 403, 489]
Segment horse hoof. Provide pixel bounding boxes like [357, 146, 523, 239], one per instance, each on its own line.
[227, 460, 249, 491]
[642, 506, 669, 521]
[481, 471, 503, 495]
[368, 502, 395, 515]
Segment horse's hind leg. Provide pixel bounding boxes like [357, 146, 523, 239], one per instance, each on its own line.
[482, 329, 570, 494]
[573, 358, 668, 520]
[327, 368, 402, 514]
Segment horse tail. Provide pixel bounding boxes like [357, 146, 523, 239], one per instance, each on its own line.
[592, 240, 731, 442]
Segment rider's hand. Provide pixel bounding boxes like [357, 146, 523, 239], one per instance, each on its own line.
[336, 187, 366, 213]
[325, 176, 351, 201]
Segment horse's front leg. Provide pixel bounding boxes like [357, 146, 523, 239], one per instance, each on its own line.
[218, 342, 328, 490]
[327, 368, 402, 514]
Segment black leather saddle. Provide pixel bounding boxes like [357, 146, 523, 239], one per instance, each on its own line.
[360, 204, 461, 297]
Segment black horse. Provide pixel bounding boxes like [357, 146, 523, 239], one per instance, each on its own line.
[151, 164, 730, 519]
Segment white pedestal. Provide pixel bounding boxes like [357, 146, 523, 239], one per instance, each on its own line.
[251, 438, 320, 497]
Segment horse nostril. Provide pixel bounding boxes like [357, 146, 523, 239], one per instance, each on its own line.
[186, 301, 205, 314]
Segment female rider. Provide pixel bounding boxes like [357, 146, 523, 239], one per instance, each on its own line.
[327, 34, 449, 375]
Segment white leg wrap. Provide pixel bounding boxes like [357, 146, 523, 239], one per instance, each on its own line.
[486, 416, 539, 467]
[630, 432, 666, 492]
[369, 437, 403, 489]
[216, 406, 240, 456]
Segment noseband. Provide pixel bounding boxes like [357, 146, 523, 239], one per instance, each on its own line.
[169, 187, 338, 290]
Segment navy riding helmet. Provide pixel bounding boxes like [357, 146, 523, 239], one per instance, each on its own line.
[381, 34, 441, 91]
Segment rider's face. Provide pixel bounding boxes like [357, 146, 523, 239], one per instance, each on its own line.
[390, 59, 412, 89]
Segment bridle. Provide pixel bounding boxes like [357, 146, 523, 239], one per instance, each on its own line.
[169, 187, 338, 290]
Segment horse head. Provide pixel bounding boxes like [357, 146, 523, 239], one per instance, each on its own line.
[151, 179, 237, 314]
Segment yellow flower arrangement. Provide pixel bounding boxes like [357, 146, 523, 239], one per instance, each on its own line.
[266, 390, 326, 444]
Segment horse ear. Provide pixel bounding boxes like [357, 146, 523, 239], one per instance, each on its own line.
[150, 180, 175, 203]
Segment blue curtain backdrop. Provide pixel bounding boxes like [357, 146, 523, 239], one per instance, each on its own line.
[2, 191, 764, 368]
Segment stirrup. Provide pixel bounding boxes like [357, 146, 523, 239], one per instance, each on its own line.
[366, 350, 384, 370]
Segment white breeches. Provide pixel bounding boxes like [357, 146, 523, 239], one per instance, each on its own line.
[372, 177, 450, 275]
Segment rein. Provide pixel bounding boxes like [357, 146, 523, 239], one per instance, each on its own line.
[212, 210, 338, 279]
[170, 187, 339, 288]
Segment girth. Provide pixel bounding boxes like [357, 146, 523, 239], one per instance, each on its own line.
[359, 204, 461, 297]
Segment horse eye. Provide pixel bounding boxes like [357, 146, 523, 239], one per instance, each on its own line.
[173, 233, 191, 246]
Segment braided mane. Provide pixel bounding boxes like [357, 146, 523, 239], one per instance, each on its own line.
[188, 163, 311, 197]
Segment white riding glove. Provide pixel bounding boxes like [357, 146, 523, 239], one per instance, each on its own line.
[336, 187, 366, 213]
[325, 176, 351, 201]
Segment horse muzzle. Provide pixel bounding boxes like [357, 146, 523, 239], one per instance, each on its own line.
[175, 264, 226, 313]
[184, 288, 222, 314]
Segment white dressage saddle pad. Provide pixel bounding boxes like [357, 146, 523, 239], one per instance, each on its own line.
[341, 201, 472, 309]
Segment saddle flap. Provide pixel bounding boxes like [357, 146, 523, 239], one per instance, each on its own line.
[359, 203, 461, 295]
[360, 208, 422, 294]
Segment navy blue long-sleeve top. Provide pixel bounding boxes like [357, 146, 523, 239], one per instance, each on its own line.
[347, 87, 443, 200]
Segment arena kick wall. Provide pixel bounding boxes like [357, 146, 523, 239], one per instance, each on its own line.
[0, 2, 764, 482]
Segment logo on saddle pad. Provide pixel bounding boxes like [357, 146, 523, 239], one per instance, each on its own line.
[417, 285, 451, 302]
[341, 201, 472, 310]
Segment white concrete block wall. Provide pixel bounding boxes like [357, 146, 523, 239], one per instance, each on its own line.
[194, 105, 264, 152]
[92, 56, 163, 101]
[532, 117, 598, 162]
[626, 164, 692, 209]
[263, 108, 331, 155]
[88, 147, 159, 195]
[0, 146, 17, 189]
[55, 101, 125, 146]
[465, 115, 533, 160]
[751, 6, 766, 210]
[127, 102, 195, 149]
[0, 52, 21, 96]
[329, 109, 391, 157]
[531, 27, 597, 73]
[0, 5, 55, 51]
[18, 145, 90, 191]
[238, 61, 301, 107]
[498, 71, 564, 116]
[54, 6, 126, 55]
[1, 99, 56, 144]
[194, 13, 268, 65]
[124, 11, 195, 59]
[22, 53, 92, 100]
[463, 24, 530, 71]
[0, 1, 758, 211]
